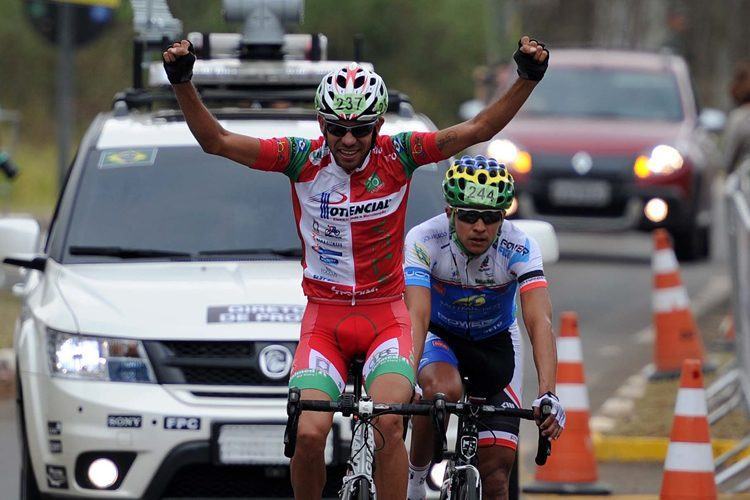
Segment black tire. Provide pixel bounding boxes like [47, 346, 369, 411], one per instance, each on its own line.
[672, 224, 710, 262]
[16, 367, 41, 500]
[457, 467, 481, 500]
[339, 477, 373, 500]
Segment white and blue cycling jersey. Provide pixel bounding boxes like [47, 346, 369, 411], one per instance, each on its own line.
[403, 213, 547, 341]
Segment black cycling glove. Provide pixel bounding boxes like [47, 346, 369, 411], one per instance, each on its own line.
[513, 38, 549, 82]
[163, 41, 196, 85]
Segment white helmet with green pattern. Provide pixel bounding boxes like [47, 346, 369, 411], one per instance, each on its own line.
[314, 62, 388, 122]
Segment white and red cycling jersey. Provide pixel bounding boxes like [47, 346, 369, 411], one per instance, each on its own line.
[255, 132, 443, 303]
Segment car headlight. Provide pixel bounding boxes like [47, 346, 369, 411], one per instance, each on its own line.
[47, 329, 156, 383]
[633, 145, 684, 178]
[487, 139, 532, 174]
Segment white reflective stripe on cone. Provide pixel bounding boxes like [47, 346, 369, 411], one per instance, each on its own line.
[664, 442, 715, 472]
[653, 249, 679, 273]
[653, 287, 690, 312]
[556, 337, 583, 363]
[674, 388, 708, 417]
[556, 383, 590, 411]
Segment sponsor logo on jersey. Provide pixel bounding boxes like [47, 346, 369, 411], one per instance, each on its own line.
[331, 285, 378, 296]
[309, 144, 328, 165]
[392, 136, 404, 153]
[310, 181, 349, 219]
[422, 230, 448, 243]
[313, 245, 343, 257]
[319, 255, 339, 265]
[323, 198, 393, 220]
[478, 255, 491, 272]
[313, 235, 344, 248]
[453, 294, 486, 307]
[313, 220, 343, 238]
[365, 172, 384, 193]
[413, 243, 430, 266]
[499, 238, 530, 255]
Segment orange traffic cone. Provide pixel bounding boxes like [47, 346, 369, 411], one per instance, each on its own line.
[651, 229, 706, 378]
[660, 358, 717, 499]
[523, 312, 611, 495]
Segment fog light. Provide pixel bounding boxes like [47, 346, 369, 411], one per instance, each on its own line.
[644, 198, 668, 223]
[88, 458, 118, 489]
[428, 460, 448, 490]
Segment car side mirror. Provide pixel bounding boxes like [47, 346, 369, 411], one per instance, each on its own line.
[511, 220, 559, 264]
[698, 108, 726, 134]
[0, 216, 41, 290]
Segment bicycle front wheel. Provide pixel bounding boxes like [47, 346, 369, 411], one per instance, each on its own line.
[457, 467, 481, 500]
[340, 477, 374, 500]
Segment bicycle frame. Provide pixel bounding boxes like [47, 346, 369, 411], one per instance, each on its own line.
[283, 360, 437, 500]
[433, 396, 552, 500]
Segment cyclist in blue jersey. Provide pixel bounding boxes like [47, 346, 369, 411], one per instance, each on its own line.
[404, 156, 566, 500]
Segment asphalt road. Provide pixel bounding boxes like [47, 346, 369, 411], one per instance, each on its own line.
[0, 230, 729, 498]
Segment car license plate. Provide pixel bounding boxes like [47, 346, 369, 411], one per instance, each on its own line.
[215, 424, 335, 465]
[549, 179, 611, 207]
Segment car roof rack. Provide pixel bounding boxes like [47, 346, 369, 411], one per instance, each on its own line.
[112, 87, 414, 117]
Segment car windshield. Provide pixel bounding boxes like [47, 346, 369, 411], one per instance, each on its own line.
[62, 145, 447, 263]
[521, 67, 684, 121]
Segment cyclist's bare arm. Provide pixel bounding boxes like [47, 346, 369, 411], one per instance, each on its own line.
[521, 286, 563, 439]
[164, 41, 262, 168]
[520, 286, 556, 395]
[405, 285, 431, 375]
[433, 36, 548, 159]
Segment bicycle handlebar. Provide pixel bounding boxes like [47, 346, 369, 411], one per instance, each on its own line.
[283, 388, 552, 466]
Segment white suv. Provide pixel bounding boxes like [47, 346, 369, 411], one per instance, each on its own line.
[1, 55, 455, 497]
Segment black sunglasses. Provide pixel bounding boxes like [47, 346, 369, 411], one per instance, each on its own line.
[324, 120, 377, 138]
[454, 208, 504, 225]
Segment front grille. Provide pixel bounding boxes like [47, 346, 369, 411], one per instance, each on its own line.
[161, 463, 346, 498]
[144, 341, 296, 386]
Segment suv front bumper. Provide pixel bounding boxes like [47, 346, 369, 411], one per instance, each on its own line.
[23, 374, 348, 499]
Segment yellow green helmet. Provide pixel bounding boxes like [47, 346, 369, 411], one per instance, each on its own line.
[442, 155, 515, 210]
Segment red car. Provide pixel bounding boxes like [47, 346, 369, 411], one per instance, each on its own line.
[470, 49, 723, 260]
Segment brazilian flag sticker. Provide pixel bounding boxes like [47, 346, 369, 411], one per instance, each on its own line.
[98, 148, 157, 169]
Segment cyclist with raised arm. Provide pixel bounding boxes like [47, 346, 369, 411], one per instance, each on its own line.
[404, 156, 565, 500]
[163, 36, 549, 500]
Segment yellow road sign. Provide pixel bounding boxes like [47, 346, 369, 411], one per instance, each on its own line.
[51, 0, 121, 7]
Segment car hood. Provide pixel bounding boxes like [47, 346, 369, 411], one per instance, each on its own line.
[44, 259, 306, 341]
[498, 117, 694, 156]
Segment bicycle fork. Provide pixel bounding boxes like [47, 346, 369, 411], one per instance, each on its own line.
[341, 401, 377, 499]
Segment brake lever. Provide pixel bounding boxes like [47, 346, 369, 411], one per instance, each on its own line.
[432, 393, 447, 463]
[284, 387, 301, 458]
[535, 399, 552, 466]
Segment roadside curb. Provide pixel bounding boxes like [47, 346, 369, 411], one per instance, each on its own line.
[589, 274, 733, 461]
[593, 432, 749, 463]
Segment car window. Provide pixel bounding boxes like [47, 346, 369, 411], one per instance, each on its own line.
[521, 67, 684, 121]
[62, 146, 446, 263]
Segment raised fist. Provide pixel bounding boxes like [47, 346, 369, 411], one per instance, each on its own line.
[162, 40, 196, 85]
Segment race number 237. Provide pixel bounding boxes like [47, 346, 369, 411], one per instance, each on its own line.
[334, 95, 364, 112]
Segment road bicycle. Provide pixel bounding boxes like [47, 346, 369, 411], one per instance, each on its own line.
[284, 358, 441, 500]
[430, 394, 552, 500]
[283, 358, 552, 500]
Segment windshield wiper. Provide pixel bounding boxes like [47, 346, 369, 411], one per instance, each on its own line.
[198, 247, 302, 258]
[69, 246, 192, 259]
